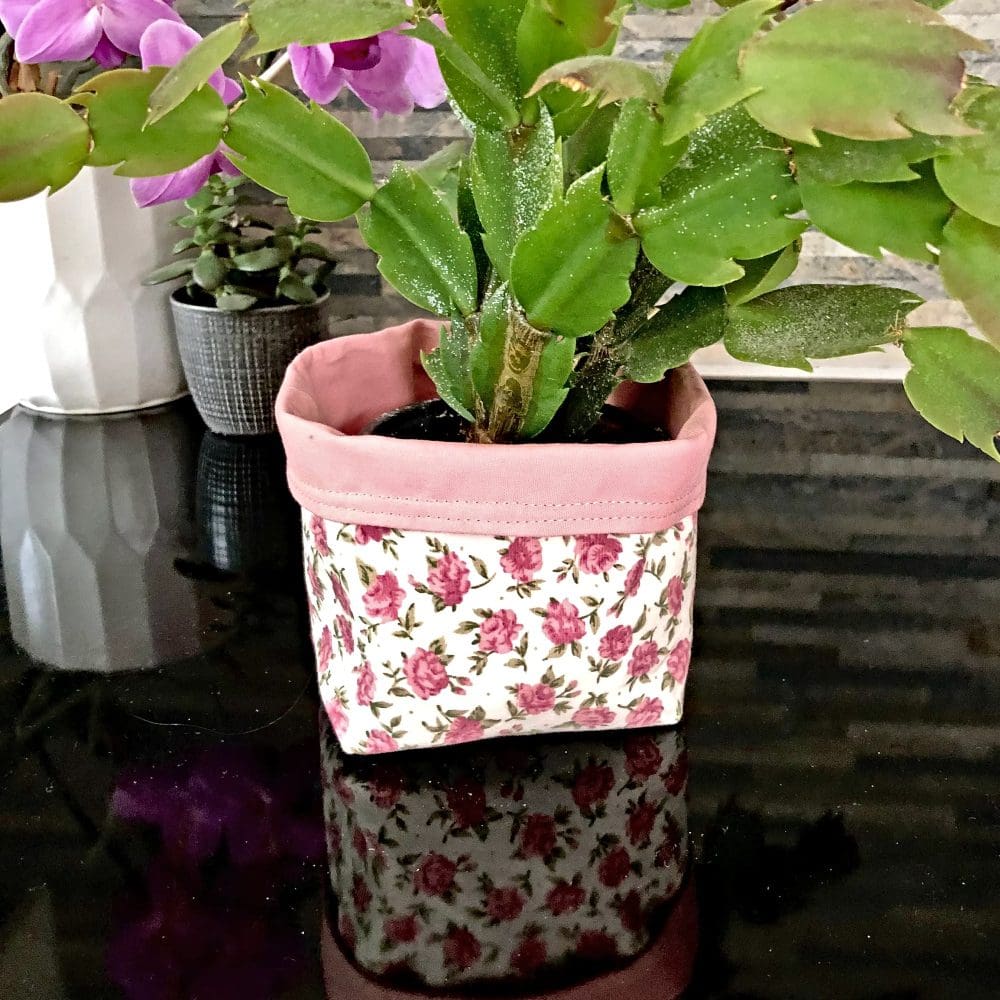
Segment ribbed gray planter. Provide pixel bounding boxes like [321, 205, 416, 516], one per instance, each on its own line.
[171, 291, 331, 436]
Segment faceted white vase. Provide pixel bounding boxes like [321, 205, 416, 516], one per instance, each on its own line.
[0, 170, 188, 414]
[0, 406, 203, 672]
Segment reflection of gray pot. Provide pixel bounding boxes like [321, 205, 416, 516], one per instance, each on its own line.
[196, 431, 298, 573]
[0, 405, 202, 673]
[171, 291, 331, 437]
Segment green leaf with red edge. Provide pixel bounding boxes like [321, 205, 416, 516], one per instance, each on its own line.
[903, 326, 1000, 461]
[793, 132, 948, 186]
[939, 211, 1000, 349]
[0, 93, 89, 200]
[528, 57, 666, 107]
[741, 0, 986, 145]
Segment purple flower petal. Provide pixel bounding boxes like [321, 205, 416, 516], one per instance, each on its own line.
[139, 18, 239, 102]
[214, 147, 241, 177]
[289, 43, 346, 106]
[406, 29, 447, 109]
[220, 75, 242, 105]
[130, 153, 214, 207]
[92, 33, 125, 67]
[346, 30, 416, 117]
[330, 36, 381, 72]
[101, 0, 180, 56]
[0, 0, 34, 36]
[14, 0, 102, 64]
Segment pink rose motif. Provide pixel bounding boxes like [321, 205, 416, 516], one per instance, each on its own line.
[355, 524, 391, 545]
[352, 874, 372, 913]
[542, 599, 586, 646]
[325, 697, 349, 738]
[624, 559, 645, 597]
[599, 625, 632, 661]
[618, 889, 645, 934]
[572, 705, 616, 728]
[444, 715, 485, 746]
[511, 934, 547, 976]
[574, 534, 623, 574]
[337, 615, 354, 655]
[384, 914, 419, 944]
[352, 827, 369, 860]
[365, 729, 398, 754]
[518, 813, 558, 859]
[665, 750, 689, 796]
[403, 648, 449, 700]
[339, 913, 357, 953]
[626, 697, 664, 729]
[331, 574, 353, 618]
[362, 572, 404, 622]
[442, 926, 481, 971]
[479, 609, 522, 654]
[413, 852, 457, 897]
[310, 515, 331, 557]
[316, 626, 333, 672]
[628, 640, 661, 678]
[485, 886, 525, 923]
[356, 661, 376, 707]
[667, 576, 685, 617]
[446, 775, 487, 829]
[571, 763, 615, 812]
[624, 734, 663, 781]
[501, 537, 543, 582]
[627, 799, 658, 846]
[667, 638, 691, 684]
[576, 930, 618, 961]
[367, 762, 405, 809]
[598, 845, 632, 888]
[517, 683, 556, 716]
[426, 550, 471, 607]
[545, 881, 585, 916]
[307, 563, 323, 602]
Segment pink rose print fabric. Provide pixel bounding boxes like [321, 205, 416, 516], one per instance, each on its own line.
[303, 514, 697, 754]
[321, 715, 689, 988]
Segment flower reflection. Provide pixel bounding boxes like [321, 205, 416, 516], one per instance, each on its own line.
[320, 715, 693, 993]
[107, 743, 324, 1000]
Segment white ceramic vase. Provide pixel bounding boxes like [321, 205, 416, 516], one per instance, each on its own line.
[0, 405, 203, 672]
[0, 170, 188, 415]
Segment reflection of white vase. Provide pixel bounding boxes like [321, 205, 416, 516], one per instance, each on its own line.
[0, 405, 203, 672]
[0, 170, 188, 415]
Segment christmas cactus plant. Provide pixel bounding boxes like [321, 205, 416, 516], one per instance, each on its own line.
[1, 0, 999, 456]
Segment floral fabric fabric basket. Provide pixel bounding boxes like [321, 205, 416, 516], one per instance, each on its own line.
[276, 321, 716, 755]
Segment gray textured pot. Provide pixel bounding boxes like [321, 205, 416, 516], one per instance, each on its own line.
[171, 291, 331, 436]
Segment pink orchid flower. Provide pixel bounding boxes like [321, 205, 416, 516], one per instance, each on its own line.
[1, 0, 182, 69]
[289, 24, 446, 117]
[130, 19, 241, 208]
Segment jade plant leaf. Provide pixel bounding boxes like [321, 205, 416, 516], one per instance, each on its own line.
[359, 164, 478, 317]
[934, 84, 1000, 227]
[793, 132, 947, 186]
[623, 285, 727, 383]
[406, 19, 521, 130]
[422, 322, 476, 421]
[438, 0, 525, 103]
[939, 211, 1000, 348]
[472, 109, 558, 280]
[742, 0, 986, 145]
[724, 284, 923, 371]
[226, 81, 375, 222]
[0, 93, 90, 200]
[724, 242, 800, 306]
[510, 166, 638, 337]
[607, 98, 687, 215]
[903, 327, 1000, 461]
[246, 0, 411, 55]
[528, 57, 666, 107]
[75, 68, 226, 177]
[636, 108, 806, 286]
[659, 0, 779, 145]
[147, 19, 248, 125]
[798, 166, 952, 263]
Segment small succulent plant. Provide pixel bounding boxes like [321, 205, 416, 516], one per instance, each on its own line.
[144, 175, 335, 311]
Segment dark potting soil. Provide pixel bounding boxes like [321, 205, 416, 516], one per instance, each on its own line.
[366, 399, 669, 444]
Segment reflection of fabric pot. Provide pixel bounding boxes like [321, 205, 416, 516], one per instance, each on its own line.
[0, 406, 202, 672]
[0, 171, 187, 415]
[196, 432, 298, 572]
[321, 714, 691, 991]
[277, 321, 717, 754]
[172, 292, 330, 436]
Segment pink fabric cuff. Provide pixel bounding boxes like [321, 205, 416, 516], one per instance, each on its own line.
[276, 321, 717, 537]
[321, 879, 697, 1000]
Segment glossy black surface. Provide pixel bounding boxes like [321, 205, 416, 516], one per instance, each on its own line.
[1, 390, 998, 1000]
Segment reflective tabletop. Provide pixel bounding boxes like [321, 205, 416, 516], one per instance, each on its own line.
[1, 388, 998, 999]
